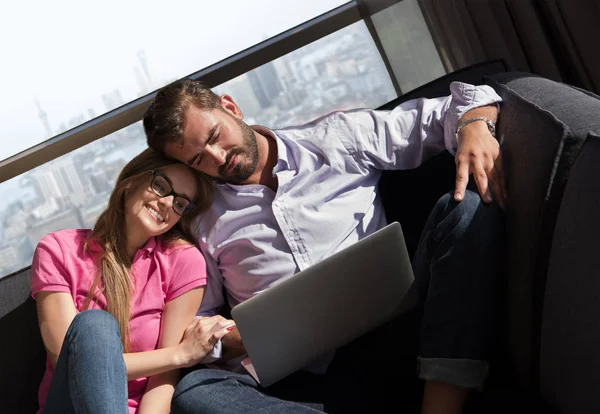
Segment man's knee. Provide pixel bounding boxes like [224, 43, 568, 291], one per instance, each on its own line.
[177, 369, 255, 391]
[172, 369, 257, 413]
[172, 370, 217, 414]
[434, 190, 503, 231]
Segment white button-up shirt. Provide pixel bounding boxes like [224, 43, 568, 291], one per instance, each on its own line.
[190, 82, 501, 320]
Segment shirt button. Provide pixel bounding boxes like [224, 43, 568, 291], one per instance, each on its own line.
[288, 230, 296, 238]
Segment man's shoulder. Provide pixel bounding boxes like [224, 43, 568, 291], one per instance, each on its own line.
[274, 108, 375, 135]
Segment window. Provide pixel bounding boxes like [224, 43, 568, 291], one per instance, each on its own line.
[0, 20, 396, 278]
[370, 0, 446, 92]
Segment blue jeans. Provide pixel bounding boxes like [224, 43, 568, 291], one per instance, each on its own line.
[172, 369, 322, 413]
[412, 190, 504, 387]
[172, 190, 505, 412]
[42, 310, 128, 414]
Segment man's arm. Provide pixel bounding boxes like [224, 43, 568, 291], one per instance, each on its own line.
[335, 82, 504, 204]
[195, 249, 247, 361]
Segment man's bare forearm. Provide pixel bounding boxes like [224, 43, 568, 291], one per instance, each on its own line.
[221, 327, 247, 360]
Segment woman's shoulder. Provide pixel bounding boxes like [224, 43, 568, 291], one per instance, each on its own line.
[155, 237, 205, 263]
[37, 229, 92, 255]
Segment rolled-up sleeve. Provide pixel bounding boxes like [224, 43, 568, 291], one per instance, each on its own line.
[31, 234, 71, 298]
[164, 245, 207, 302]
[336, 82, 502, 171]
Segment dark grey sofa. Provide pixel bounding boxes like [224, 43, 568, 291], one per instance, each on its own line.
[2, 61, 599, 413]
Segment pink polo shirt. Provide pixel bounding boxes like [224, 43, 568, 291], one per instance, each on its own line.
[31, 229, 207, 414]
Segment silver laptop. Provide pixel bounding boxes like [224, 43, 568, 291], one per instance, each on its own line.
[231, 221, 415, 387]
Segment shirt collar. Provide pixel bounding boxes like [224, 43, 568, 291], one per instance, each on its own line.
[142, 236, 158, 255]
[251, 124, 294, 174]
[215, 125, 294, 191]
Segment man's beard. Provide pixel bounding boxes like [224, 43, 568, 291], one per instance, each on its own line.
[218, 118, 259, 184]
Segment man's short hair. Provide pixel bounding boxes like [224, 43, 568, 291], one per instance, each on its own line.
[144, 79, 221, 153]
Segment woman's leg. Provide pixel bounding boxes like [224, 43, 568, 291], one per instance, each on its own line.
[172, 368, 323, 413]
[43, 310, 128, 414]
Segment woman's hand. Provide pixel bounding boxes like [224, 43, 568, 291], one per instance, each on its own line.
[177, 315, 235, 367]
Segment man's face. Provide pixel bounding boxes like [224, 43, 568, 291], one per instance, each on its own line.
[165, 101, 259, 184]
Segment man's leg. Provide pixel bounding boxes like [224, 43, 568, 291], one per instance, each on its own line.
[324, 189, 504, 413]
[412, 189, 505, 414]
[171, 369, 323, 413]
[43, 310, 129, 414]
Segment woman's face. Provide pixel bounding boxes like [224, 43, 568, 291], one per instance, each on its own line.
[124, 164, 198, 239]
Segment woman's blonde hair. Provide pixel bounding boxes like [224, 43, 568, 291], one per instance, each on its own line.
[83, 148, 212, 352]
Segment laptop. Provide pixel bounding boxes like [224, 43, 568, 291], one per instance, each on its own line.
[230, 221, 415, 387]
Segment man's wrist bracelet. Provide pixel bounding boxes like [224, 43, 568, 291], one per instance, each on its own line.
[456, 116, 496, 138]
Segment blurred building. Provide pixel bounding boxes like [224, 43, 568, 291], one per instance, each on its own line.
[248, 62, 283, 109]
[32, 156, 89, 206]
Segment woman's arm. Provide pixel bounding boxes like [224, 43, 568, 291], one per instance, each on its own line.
[136, 287, 204, 414]
[36, 291, 78, 367]
[36, 290, 233, 375]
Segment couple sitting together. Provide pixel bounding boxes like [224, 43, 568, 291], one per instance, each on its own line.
[32, 78, 506, 414]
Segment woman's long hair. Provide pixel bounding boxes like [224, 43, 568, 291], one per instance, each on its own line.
[82, 148, 212, 352]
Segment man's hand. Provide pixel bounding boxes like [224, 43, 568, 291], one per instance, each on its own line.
[454, 108, 507, 208]
[221, 326, 247, 360]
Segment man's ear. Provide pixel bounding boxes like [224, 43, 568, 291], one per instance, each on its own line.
[220, 94, 243, 120]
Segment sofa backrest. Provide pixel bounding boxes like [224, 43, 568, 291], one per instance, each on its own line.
[540, 133, 600, 413]
[484, 73, 600, 408]
[0, 267, 46, 414]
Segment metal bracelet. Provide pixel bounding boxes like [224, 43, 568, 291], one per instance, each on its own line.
[456, 116, 496, 138]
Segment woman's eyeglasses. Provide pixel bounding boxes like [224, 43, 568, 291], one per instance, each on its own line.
[149, 170, 195, 216]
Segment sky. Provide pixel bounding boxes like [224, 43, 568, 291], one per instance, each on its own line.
[0, 0, 347, 162]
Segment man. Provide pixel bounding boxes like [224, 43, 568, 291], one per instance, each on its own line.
[144, 78, 506, 413]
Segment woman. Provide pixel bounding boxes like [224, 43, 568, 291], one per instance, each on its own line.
[31, 148, 234, 414]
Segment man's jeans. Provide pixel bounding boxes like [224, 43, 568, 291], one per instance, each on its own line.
[325, 189, 505, 411]
[413, 189, 504, 387]
[172, 369, 322, 413]
[172, 189, 505, 412]
[43, 310, 128, 414]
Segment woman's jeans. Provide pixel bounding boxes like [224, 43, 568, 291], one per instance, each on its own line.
[171, 190, 506, 413]
[43, 310, 128, 414]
